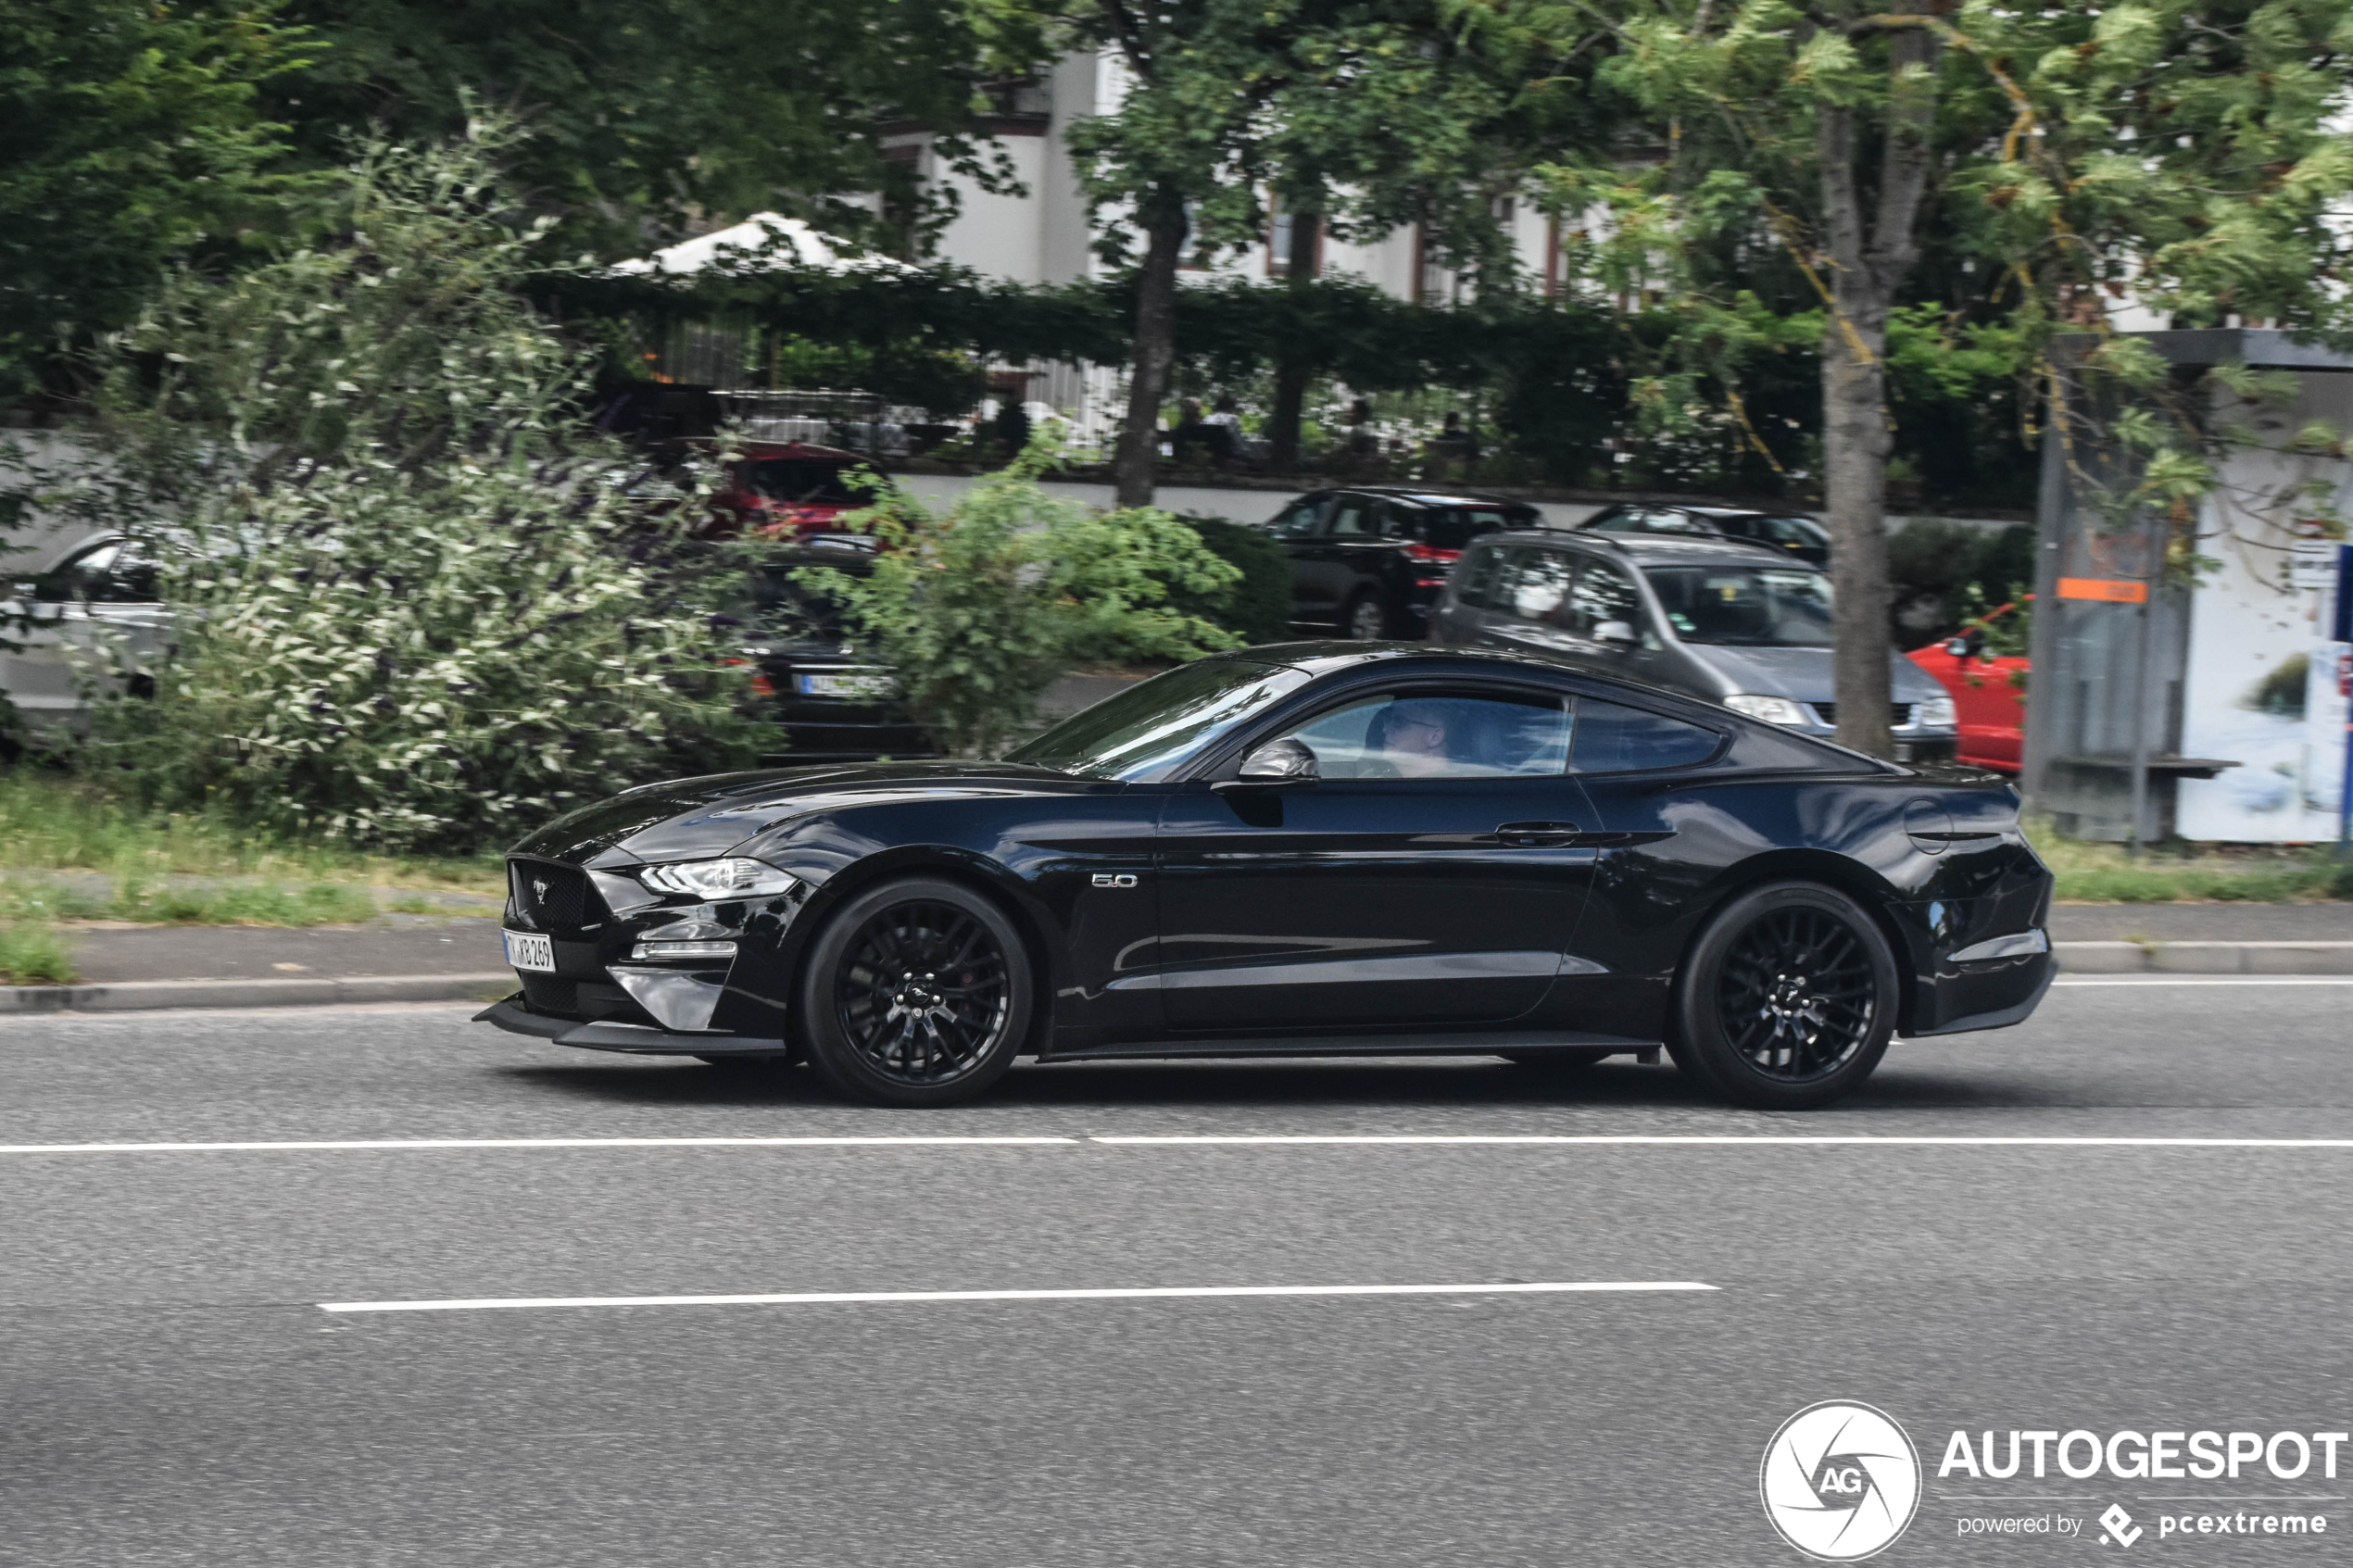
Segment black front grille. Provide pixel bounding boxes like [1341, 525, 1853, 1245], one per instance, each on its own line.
[1809, 703, 1913, 728]
[510, 859, 595, 929]
[521, 974, 579, 1014]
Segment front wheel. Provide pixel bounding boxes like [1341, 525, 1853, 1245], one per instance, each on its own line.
[1667, 881, 1898, 1110]
[798, 876, 1033, 1107]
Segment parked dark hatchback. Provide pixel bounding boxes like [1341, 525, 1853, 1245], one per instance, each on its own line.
[728, 542, 940, 764]
[1577, 502, 1831, 565]
[1261, 488, 1542, 639]
[481, 644, 2052, 1112]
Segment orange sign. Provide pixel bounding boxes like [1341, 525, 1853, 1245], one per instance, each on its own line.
[2057, 576, 2149, 604]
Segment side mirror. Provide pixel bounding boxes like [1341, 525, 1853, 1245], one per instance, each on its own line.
[1943, 636, 1971, 659]
[1235, 736, 1319, 784]
[1592, 620, 1639, 646]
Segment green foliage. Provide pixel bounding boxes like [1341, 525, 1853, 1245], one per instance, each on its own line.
[0, 920, 75, 985]
[796, 441, 1242, 755]
[2028, 819, 2353, 904]
[0, 774, 500, 890]
[64, 124, 763, 853]
[1165, 514, 1294, 645]
[1887, 522, 2036, 644]
[264, 0, 997, 258]
[0, 1, 313, 396]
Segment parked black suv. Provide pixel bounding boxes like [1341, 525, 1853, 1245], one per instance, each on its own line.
[1259, 488, 1542, 639]
[1577, 503, 1831, 565]
[726, 540, 940, 764]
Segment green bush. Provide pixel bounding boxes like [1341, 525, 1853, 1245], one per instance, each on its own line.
[796, 442, 1241, 756]
[0, 922, 74, 985]
[53, 125, 761, 853]
[1165, 513, 1293, 646]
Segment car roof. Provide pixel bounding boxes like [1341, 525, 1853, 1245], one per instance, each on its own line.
[1330, 486, 1537, 508]
[1607, 502, 1814, 521]
[1209, 641, 1739, 718]
[1491, 528, 1808, 570]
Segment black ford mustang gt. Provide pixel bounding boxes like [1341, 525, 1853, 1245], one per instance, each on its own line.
[480, 644, 2054, 1110]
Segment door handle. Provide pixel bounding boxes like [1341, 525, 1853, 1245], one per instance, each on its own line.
[1495, 821, 1581, 846]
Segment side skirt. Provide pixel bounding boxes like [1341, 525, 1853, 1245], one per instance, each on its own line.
[1040, 1029, 1662, 1063]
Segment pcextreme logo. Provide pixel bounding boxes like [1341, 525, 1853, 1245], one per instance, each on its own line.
[1761, 1401, 1924, 1562]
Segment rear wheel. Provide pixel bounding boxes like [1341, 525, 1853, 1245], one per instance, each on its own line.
[798, 876, 1032, 1108]
[1667, 881, 1897, 1110]
[1342, 592, 1390, 641]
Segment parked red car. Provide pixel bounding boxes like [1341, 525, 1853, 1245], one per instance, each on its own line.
[702, 442, 883, 539]
[1907, 602, 2029, 772]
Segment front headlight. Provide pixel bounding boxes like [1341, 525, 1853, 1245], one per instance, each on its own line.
[637, 858, 798, 898]
[1916, 696, 1957, 730]
[1723, 694, 1811, 726]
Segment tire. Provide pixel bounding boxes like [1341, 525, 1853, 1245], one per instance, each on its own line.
[1499, 1048, 1615, 1070]
[1667, 880, 1898, 1110]
[797, 875, 1034, 1108]
[1341, 592, 1390, 641]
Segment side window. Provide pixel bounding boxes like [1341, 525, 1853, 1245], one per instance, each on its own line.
[1504, 548, 1574, 622]
[33, 543, 120, 603]
[1375, 500, 1415, 540]
[1564, 557, 1643, 637]
[1327, 495, 1378, 538]
[1451, 544, 1511, 610]
[1571, 698, 1721, 773]
[1268, 494, 1330, 538]
[1280, 688, 1573, 779]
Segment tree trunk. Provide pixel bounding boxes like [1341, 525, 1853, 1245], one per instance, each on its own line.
[1265, 205, 1320, 472]
[1112, 186, 1189, 508]
[1814, 20, 1943, 759]
[1820, 302, 1897, 759]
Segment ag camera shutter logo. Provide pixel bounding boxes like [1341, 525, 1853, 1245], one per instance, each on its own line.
[1761, 1401, 1923, 1561]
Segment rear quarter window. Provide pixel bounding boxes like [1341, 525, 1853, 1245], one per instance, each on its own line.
[1571, 697, 1723, 772]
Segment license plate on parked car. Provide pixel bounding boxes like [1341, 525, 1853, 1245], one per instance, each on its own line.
[797, 671, 895, 699]
[503, 930, 556, 972]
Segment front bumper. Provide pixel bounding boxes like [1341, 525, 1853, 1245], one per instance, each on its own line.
[475, 996, 787, 1057]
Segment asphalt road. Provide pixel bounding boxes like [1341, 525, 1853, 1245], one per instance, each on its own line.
[6, 980, 2352, 1566]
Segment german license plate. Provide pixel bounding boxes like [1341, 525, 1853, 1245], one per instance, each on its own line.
[503, 930, 556, 972]
[797, 671, 895, 699]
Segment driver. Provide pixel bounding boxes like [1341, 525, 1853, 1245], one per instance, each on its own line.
[1367, 697, 1466, 777]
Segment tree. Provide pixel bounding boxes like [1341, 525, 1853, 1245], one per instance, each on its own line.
[0, 1, 311, 399]
[61, 124, 763, 850]
[262, 0, 1003, 257]
[975, 0, 1524, 506]
[1468, 0, 2353, 757]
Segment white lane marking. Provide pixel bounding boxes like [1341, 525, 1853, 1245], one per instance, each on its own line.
[2054, 978, 2353, 986]
[0, 1135, 1075, 1155]
[1090, 1135, 2353, 1147]
[319, 1280, 1718, 1314]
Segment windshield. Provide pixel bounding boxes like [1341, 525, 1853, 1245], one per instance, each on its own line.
[727, 558, 866, 639]
[1644, 565, 1834, 646]
[1006, 659, 1311, 781]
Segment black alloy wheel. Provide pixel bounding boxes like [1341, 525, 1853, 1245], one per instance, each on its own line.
[1667, 881, 1897, 1110]
[799, 876, 1033, 1107]
[1343, 593, 1390, 641]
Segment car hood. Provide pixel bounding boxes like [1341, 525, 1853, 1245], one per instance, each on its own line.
[508, 760, 1096, 866]
[1680, 644, 1947, 704]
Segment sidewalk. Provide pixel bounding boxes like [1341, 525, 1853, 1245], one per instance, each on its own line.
[0, 902, 2344, 1015]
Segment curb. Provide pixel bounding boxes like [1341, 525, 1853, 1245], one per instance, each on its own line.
[0, 973, 514, 1014]
[2055, 941, 2353, 975]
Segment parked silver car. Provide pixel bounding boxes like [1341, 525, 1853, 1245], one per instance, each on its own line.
[1430, 531, 1959, 761]
[0, 533, 168, 746]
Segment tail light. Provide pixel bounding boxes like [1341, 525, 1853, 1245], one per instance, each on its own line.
[749, 673, 776, 697]
[1404, 543, 1461, 563]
